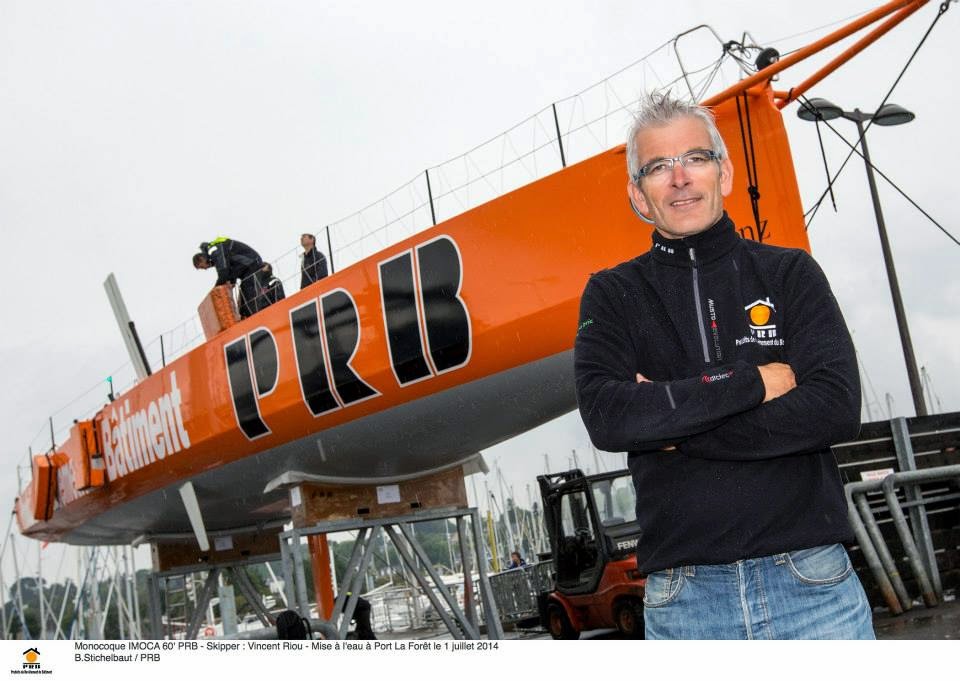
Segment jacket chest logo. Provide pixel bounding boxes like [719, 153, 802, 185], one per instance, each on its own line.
[737, 297, 785, 347]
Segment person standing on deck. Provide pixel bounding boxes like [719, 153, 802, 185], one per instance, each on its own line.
[300, 233, 329, 289]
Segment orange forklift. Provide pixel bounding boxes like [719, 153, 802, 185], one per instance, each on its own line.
[536, 469, 645, 639]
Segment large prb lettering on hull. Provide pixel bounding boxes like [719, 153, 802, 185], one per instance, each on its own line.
[379, 236, 471, 385]
[418, 237, 471, 372]
[225, 235, 470, 440]
[290, 289, 380, 418]
[320, 289, 379, 405]
[224, 329, 277, 440]
[290, 300, 340, 417]
[251, 329, 279, 397]
[379, 252, 432, 384]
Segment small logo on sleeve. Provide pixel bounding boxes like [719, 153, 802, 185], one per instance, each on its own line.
[702, 370, 734, 384]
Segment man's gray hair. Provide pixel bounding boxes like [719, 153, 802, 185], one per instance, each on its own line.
[625, 92, 728, 181]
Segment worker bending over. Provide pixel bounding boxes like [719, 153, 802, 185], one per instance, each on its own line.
[193, 237, 263, 319]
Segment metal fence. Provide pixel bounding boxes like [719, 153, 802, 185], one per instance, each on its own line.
[488, 561, 553, 626]
[834, 413, 960, 612]
[845, 465, 960, 614]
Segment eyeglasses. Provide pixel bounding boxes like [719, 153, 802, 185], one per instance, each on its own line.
[633, 149, 721, 183]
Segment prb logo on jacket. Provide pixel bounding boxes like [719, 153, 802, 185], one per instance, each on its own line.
[742, 297, 784, 347]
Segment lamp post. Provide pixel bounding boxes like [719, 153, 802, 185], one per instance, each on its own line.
[797, 98, 927, 417]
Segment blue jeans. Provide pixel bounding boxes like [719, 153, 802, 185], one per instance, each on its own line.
[643, 544, 875, 639]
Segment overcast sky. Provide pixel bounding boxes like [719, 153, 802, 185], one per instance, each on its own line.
[1, 1, 957, 582]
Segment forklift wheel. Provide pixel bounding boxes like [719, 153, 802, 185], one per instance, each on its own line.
[614, 600, 645, 639]
[546, 603, 580, 640]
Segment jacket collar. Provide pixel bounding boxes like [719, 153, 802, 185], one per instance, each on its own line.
[649, 212, 740, 266]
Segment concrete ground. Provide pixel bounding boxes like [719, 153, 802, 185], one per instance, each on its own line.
[873, 596, 959, 640]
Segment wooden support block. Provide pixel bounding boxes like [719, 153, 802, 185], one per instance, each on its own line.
[151, 529, 281, 572]
[291, 466, 468, 527]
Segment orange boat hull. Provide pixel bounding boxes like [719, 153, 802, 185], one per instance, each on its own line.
[18, 92, 809, 544]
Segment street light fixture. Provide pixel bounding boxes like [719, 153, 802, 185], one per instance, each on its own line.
[797, 98, 927, 417]
[871, 103, 915, 127]
[796, 97, 843, 122]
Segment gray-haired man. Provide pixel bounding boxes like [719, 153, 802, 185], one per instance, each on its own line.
[574, 92, 874, 639]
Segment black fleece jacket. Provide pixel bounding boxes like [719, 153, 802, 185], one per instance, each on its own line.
[301, 247, 329, 289]
[574, 214, 860, 573]
[209, 239, 263, 286]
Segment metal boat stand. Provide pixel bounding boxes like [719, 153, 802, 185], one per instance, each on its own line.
[279, 506, 503, 640]
[145, 554, 282, 640]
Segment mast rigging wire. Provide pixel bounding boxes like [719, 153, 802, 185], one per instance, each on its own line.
[734, 93, 765, 240]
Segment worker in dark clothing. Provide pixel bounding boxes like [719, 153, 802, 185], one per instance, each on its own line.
[275, 610, 312, 640]
[254, 262, 286, 312]
[340, 593, 376, 640]
[574, 93, 872, 639]
[193, 237, 263, 319]
[300, 233, 329, 289]
[508, 551, 527, 569]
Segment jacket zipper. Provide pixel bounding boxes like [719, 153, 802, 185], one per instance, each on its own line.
[689, 247, 711, 364]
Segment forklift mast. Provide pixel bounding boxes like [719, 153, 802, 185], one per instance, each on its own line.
[537, 468, 589, 556]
